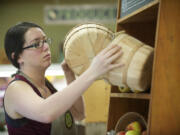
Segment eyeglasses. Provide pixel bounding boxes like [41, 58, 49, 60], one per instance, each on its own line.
[22, 38, 52, 50]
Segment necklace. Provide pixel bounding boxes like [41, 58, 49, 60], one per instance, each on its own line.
[18, 71, 49, 95]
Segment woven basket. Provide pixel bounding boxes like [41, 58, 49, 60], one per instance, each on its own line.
[63, 23, 114, 78]
[115, 112, 147, 133]
[107, 32, 154, 92]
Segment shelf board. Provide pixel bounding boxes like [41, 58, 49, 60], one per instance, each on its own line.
[110, 93, 150, 100]
[117, 0, 159, 24]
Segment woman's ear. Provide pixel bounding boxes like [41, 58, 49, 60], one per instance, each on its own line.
[17, 53, 24, 66]
[11, 52, 15, 60]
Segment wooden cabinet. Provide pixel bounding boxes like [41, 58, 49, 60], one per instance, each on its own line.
[106, 0, 180, 134]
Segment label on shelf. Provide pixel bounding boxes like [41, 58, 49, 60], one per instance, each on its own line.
[121, 0, 154, 17]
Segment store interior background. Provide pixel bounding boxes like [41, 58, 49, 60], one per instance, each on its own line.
[0, 0, 117, 134]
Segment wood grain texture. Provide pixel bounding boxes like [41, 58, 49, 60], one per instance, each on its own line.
[149, 0, 180, 134]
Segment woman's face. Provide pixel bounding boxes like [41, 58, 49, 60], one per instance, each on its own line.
[19, 27, 51, 70]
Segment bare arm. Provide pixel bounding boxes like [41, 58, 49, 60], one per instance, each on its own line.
[5, 45, 123, 123]
[61, 62, 86, 121]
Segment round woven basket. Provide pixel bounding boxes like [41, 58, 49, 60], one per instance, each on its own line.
[115, 112, 147, 133]
[106, 32, 154, 92]
[63, 23, 114, 78]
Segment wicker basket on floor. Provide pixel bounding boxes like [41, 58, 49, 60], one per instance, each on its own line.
[115, 112, 147, 133]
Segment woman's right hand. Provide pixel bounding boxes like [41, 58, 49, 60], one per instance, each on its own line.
[88, 44, 124, 80]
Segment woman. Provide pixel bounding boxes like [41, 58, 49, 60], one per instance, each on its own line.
[3, 22, 124, 135]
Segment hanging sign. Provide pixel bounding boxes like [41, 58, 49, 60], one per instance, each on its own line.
[120, 0, 154, 17]
[44, 4, 117, 24]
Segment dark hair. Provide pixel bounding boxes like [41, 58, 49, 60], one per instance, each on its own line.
[4, 22, 43, 68]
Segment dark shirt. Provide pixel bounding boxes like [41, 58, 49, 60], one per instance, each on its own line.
[3, 74, 57, 135]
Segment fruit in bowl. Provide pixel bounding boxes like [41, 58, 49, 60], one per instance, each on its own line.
[126, 121, 142, 133]
[116, 131, 126, 135]
[125, 130, 140, 135]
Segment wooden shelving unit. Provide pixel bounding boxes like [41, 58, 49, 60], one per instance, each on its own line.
[107, 0, 180, 135]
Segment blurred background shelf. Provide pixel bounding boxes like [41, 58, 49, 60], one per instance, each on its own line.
[0, 64, 64, 77]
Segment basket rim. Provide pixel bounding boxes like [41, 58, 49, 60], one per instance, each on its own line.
[63, 23, 114, 58]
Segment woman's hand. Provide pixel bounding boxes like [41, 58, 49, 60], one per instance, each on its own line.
[61, 61, 76, 84]
[88, 44, 124, 80]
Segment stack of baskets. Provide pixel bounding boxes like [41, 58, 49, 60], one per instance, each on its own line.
[63, 23, 154, 93]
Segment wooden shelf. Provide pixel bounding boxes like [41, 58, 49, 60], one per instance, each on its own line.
[117, 0, 159, 24]
[110, 93, 150, 100]
[108, 0, 180, 134]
